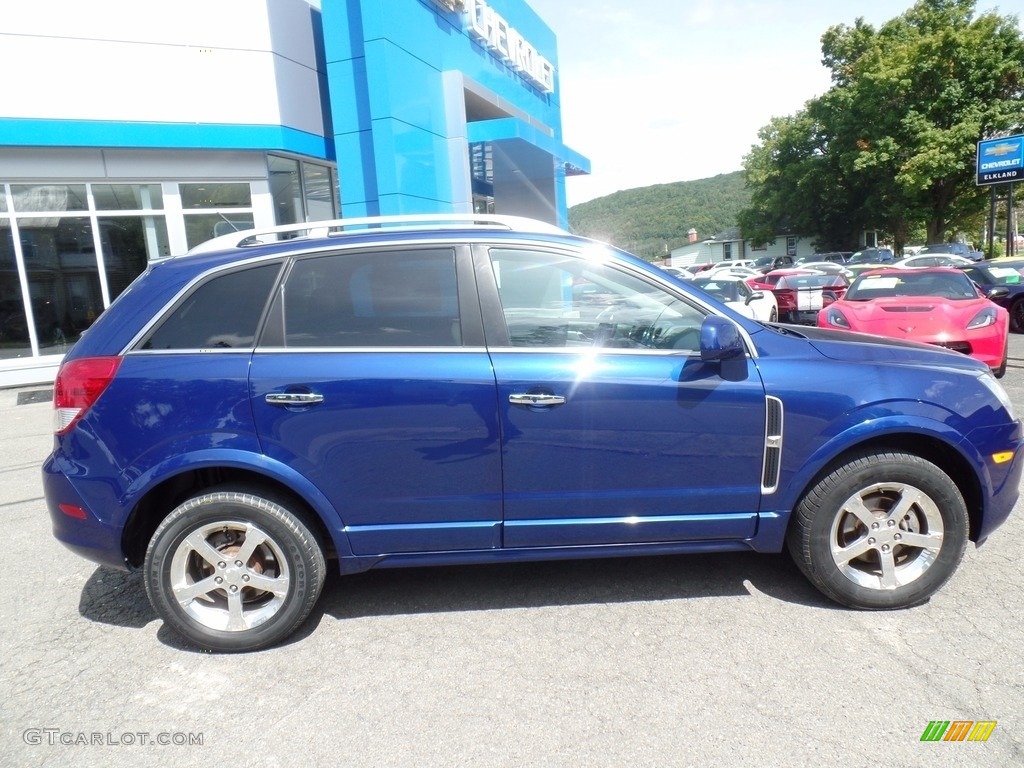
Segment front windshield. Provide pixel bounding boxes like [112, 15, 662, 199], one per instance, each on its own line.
[846, 271, 978, 301]
[973, 265, 1024, 286]
[781, 273, 847, 289]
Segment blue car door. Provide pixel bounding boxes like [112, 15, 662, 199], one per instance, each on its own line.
[249, 245, 503, 556]
[477, 246, 768, 548]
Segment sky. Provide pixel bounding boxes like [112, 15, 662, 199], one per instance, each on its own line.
[527, 0, 1024, 206]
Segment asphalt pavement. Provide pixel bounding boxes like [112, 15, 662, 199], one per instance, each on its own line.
[1, 341, 1023, 767]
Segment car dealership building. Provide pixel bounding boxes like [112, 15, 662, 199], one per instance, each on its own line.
[0, 0, 588, 386]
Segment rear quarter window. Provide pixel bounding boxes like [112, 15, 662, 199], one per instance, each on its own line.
[140, 263, 281, 350]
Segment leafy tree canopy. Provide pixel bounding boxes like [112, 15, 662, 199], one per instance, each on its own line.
[739, 0, 1024, 251]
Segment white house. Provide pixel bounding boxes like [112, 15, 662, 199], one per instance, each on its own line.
[671, 228, 817, 267]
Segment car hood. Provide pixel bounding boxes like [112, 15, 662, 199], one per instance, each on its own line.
[833, 297, 989, 338]
[792, 324, 988, 373]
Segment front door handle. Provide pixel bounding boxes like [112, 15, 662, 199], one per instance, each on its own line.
[509, 393, 566, 407]
[265, 392, 325, 406]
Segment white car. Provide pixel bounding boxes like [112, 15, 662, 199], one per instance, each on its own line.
[690, 274, 778, 322]
[661, 265, 695, 280]
[891, 254, 974, 268]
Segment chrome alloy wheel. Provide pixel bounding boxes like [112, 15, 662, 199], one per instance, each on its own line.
[829, 482, 944, 590]
[169, 521, 291, 632]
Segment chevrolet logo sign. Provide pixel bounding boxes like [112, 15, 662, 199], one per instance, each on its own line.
[983, 141, 1020, 157]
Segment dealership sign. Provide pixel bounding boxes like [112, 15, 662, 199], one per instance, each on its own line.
[464, 0, 555, 93]
[977, 135, 1023, 185]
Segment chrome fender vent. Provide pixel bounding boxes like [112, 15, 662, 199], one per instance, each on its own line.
[761, 396, 784, 494]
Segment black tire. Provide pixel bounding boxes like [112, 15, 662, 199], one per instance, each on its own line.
[144, 487, 326, 652]
[786, 451, 968, 610]
[1010, 298, 1024, 334]
[994, 340, 1008, 378]
[768, 307, 778, 322]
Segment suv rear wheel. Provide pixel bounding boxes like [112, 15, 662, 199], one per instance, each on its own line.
[144, 487, 326, 652]
[787, 451, 968, 609]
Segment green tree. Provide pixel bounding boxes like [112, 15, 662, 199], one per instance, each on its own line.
[740, 0, 1024, 251]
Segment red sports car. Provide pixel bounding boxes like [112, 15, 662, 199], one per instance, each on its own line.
[818, 267, 1009, 376]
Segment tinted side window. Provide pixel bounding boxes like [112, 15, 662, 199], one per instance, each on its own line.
[488, 249, 705, 350]
[282, 249, 461, 347]
[141, 263, 280, 350]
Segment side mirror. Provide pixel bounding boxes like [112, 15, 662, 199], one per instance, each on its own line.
[988, 287, 1010, 300]
[746, 291, 764, 305]
[700, 315, 745, 362]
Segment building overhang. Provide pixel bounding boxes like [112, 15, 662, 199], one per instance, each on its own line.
[0, 119, 334, 162]
[467, 117, 590, 176]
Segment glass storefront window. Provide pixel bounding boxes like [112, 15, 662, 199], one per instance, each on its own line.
[268, 156, 338, 226]
[92, 184, 164, 211]
[11, 184, 88, 213]
[99, 215, 168, 300]
[184, 213, 255, 250]
[0, 220, 32, 360]
[269, 156, 302, 225]
[180, 183, 252, 209]
[19, 216, 102, 355]
[0, 190, 7, 213]
[303, 162, 335, 221]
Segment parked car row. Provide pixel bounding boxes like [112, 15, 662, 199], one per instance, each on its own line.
[660, 257, 1024, 377]
[675, 243, 981, 278]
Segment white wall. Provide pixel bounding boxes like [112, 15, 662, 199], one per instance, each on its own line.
[3, 0, 326, 137]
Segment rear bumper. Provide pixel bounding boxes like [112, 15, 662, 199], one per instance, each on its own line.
[781, 309, 820, 325]
[43, 454, 129, 571]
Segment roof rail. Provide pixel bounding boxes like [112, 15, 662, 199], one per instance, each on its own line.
[185, 213, 566, 255]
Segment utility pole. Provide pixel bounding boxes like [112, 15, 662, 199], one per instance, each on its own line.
[1009, 183, 1017, 258]
[988, 186, 996, 259]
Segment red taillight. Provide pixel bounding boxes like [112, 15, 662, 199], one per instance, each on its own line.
[53, 356, 122, 435]
[774, 289, 796, 309]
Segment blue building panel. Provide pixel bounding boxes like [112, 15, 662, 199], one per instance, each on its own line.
[322, 0, 588, 224]
[334, 130, 381, 213]
[325, 58, 372, 137]
[355, 0, 459, 70]
[363, 40, 451, 138]
[376, 193, 451, 215]
[370, 118, 456, 204]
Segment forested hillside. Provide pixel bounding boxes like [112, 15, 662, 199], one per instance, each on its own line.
[567, 171, 750, 260]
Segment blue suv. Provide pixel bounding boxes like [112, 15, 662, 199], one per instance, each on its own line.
[43, 215, 1022, 651]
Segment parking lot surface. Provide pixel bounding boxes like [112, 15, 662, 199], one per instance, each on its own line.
[2, 339, 1023, 767]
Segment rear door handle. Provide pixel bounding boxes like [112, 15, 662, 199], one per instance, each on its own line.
[509, 393, 566, 407]
[265, 392, 325, 406]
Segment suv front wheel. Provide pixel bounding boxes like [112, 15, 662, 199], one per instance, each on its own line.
[144, 487, 326, 652]
[787, 451, 968, 610]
